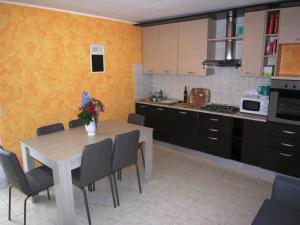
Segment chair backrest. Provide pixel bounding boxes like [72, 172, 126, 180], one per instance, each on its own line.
[128, 113, 145, 126]
[79, 138, 113, 186]
[112, 130, 140, 172]
[0, 148, 31, 195]
[69, 118, 85, 129]
[36, 123, 64, 136]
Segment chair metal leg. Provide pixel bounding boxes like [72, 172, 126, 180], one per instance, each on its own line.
[8, 185, 12, 221]
[140, 146, 145, 169]
[47, 188, 50, 200]
[93, 182, 95, 191]
[88, 183, 92, 192]
[24, 195, 30, 225]
[81, 187, 91, 225]
[112, 173, 120, 206]
[108, 175, 116, 208]
[135, 163, 142, 194]
[117, 170, 122, 181]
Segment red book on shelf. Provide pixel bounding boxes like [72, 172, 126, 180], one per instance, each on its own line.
[268, 41, 274, 56]
[273, 14, 279, 34]
[273, 39, 277, 55]
[267, 13, 275, 34]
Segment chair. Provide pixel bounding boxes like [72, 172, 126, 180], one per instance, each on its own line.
[71, 139, 116, 225]
[0, 148, 53, 225]
[69, 118, 85, 128]
[117, 114, 145, 181]
[36, 123, 64, 136]
[112, 130, 141, 206]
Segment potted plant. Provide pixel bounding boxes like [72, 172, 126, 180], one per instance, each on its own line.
[78, 91, 105, 136]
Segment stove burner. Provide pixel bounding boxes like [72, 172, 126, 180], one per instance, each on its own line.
[201, 104, 239, 114]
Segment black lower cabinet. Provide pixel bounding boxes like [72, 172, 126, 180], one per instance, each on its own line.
[262, 147, 300, 178]
[169, 109, 198, 150]
[241, 120, 266, 167]
[199, 133, 232, 158]
[198, 112, 233, 158]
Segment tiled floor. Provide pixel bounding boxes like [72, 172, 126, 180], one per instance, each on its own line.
[0, 144, 273, 225]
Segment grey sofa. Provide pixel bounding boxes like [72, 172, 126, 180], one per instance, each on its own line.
[252, 176, 300, 225]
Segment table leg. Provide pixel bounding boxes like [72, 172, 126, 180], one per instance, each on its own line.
[53, 161, 76, 225]
[20, 143, 35, 172]
[144, 131, 153, 183]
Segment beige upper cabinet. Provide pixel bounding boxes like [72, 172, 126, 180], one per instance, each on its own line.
[159, 23, 178, 74]
[279, 7, 300, 44]
[142, 26, 159, 74]
[178, 19, 208, 75]
[241, 11, 266, 76]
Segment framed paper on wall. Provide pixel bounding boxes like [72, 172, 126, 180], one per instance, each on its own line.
[90, 44, 105, 73]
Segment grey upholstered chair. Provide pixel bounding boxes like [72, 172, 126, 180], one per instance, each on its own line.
[0, 148, 53, 225]
[36, 123, 64, 136]
[127, 113, 145, 168]
[112, 130, 141, 206]
[71, 139, 116, 225]
[69, 118, 85, 128]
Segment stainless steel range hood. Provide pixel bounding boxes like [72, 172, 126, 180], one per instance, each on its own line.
[203, 10, 241, 69]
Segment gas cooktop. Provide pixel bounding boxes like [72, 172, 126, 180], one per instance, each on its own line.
[201, 104, 239, 114]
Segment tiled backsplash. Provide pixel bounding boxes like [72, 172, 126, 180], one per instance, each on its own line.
[135, 65, 270, 105]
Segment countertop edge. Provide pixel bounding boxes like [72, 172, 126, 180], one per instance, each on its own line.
[136, 100, 267, 123]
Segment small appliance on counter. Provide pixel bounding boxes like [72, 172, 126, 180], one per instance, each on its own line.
[240, 89, 269, 116]
[189, 88, 210, 106]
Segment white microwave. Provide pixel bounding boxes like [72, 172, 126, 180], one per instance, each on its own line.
[240, 97, 269, 116]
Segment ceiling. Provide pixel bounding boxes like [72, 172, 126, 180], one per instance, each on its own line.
[3, 0, 285, 23]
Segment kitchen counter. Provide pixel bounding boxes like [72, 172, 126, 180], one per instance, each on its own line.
[136, 99, 267, 122]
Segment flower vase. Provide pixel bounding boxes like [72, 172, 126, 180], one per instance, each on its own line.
[85, 119, 97, 136]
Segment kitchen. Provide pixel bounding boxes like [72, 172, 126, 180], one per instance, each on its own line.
[1, 0, 300, 224]
[135, 1, 300, 179]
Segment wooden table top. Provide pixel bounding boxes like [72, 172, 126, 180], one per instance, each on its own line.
[20, 120, 153, 163]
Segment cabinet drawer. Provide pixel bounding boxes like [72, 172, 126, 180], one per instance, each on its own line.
[199, 126, 232, 138]
[199, 133, 231, 158]
[265, 122, 300, 140]
[198, 113, 233, 129]
[262, 147, 300, 178]
[264, 135, 299, 153]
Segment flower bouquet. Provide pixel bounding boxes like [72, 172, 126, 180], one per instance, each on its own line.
[78, 91, 105, 135]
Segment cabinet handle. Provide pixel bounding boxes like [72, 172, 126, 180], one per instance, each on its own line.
[139, 105, 146, 108]
[209, 118, 219, 122]
[283, 130, 296, 135]
[209, 128, 219, 132]
[281, 143, 294, 148]
[279, 153, 293, 157]
[156, 108, 164, 111]
[208, 137, 218, 141]
[179, 111, 187, 115]
[187, 71, 194, 74]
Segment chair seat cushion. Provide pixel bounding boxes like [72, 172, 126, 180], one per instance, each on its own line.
[252, 199, 300, 225]
[26, 165, 54, 195]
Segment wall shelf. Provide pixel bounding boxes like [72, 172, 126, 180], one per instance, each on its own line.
[266, 33, 279, 37]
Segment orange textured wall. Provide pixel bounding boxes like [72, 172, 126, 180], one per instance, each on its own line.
[0, 4, 142, 159]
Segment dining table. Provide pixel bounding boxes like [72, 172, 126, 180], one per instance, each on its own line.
[20, 120, 153, 225]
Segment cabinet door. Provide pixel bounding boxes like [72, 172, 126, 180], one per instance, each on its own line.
[169, 109, 198, 150]
[279, 7, 300, 44]
[241, 120, 266, 167]
[178, 19, 208, 75]
[241, 11, 265, 76]
[143, 26, 159, 74]
[159, 23, 178, 74]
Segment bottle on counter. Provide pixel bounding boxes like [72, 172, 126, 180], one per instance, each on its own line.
[184, 86, 188, 103]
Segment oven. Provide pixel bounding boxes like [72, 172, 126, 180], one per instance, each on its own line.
[268, 79, 300, 125]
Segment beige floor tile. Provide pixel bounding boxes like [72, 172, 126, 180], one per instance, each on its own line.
[132, 196, 184, 225]
[172, 210, 220, 225]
